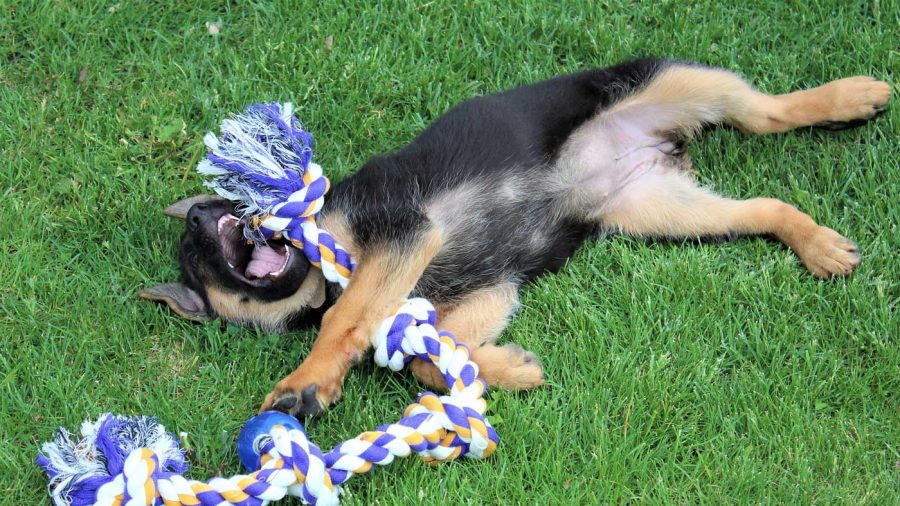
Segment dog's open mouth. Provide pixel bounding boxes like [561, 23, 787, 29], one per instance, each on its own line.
[217, 214, 291, 280]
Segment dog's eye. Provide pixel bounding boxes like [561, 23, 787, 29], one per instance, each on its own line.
[188, 252, 200, 268]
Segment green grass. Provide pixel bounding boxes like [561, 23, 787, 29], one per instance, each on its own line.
[1, 0, 898, 504]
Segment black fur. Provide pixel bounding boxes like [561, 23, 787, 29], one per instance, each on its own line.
[332, 58, 663, 247]
[326, 58, 665, 302]
[178, 58, 670, 328]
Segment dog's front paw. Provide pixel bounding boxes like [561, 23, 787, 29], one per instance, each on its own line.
[261, 370, 344, 418]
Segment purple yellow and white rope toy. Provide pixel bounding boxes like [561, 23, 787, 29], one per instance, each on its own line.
[37, 103, 499, 506]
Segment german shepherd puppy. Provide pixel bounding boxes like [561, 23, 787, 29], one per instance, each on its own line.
[142, 59, 890, 418]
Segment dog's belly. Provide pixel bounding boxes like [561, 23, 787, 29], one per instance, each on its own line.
[556, 112, 689, 219]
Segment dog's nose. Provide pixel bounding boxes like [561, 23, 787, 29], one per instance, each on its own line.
[186, 204, 207, 232]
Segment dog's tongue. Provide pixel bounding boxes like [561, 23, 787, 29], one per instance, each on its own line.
[246, 245, 285, 278]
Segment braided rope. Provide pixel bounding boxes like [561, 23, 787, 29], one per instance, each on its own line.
[250, 162, 355, 288]
[79, 304, 496, 506]
[39, 103, 498, 506]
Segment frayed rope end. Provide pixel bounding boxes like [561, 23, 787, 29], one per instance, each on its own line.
[199, 102, 317, 243]
[37, 413, 187, 506]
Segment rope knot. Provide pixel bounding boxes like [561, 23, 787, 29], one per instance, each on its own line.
[260, 425, 339, 505]
[404, 392, 498, 461]
[256, 162, 331, 241]
[106, 448, 160, 505]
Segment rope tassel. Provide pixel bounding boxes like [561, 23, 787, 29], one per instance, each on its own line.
[38, 104, 499, 505]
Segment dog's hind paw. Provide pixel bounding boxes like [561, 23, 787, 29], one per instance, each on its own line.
[797, 226, 861, 278]
[473, 343, 545, 390]
[819, 77, 891, 125]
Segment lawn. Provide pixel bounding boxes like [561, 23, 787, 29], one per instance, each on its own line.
[1, 0, 897, 504]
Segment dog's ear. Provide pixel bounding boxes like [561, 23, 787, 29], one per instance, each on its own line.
[139, 283, 211, 322]
[164, 194, 223, 219]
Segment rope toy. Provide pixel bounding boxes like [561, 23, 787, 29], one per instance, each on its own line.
[37, 103, 498, 506]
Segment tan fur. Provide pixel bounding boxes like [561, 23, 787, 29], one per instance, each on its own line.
[751, 76, 892, 133]
[261, 226, 445, 411]
[611, 66, 890, 135]
[601, 170, 861, 278]
[409, 284, 543, 390]
[436, 283, 519, 346]
[206, 269, 326, 331]
[470, 344, 544, 389]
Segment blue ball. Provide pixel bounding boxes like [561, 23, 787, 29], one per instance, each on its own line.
[237, 411, 305, 471]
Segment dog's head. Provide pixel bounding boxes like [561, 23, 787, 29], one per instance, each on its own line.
[141, 195, 328, 331]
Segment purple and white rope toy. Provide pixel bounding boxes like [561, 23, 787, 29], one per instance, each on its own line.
[37, 103, 499, 506]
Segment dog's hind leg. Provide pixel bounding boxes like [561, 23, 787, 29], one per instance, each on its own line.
[409, 284, 544, 390]
[568, 62, 885, 277]
[599, 168, 860, 277]
[611, 63, 890, 136]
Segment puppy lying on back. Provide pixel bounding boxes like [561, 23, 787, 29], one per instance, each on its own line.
[143, 58, 890, 418]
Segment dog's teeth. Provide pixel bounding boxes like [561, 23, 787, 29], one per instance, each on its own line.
[269, 248, 291, 277]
